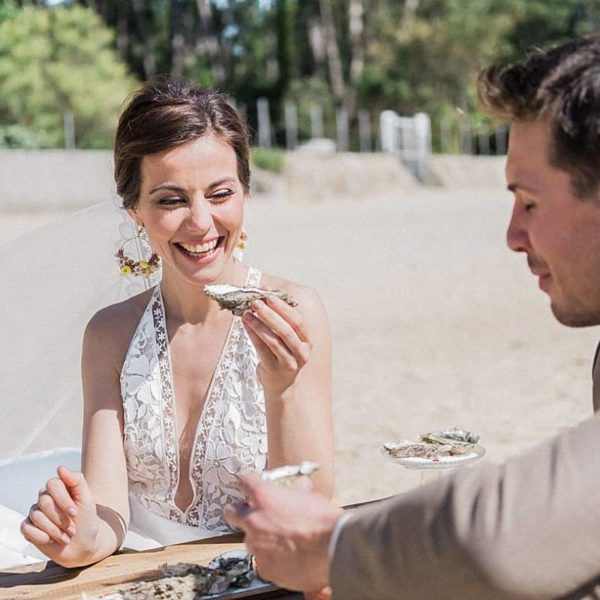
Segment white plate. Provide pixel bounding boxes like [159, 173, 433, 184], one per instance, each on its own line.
[382, 444, 485, 471]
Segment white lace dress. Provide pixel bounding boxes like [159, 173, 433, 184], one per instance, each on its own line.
[120, 267, 267, 546]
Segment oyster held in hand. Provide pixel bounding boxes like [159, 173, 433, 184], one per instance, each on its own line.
[203, 284, 298, 316]
[261, 461, 320, 486]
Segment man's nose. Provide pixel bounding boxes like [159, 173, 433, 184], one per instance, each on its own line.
[506, 203, 530, 253]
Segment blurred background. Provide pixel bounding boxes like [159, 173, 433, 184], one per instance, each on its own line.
[1, 0, 599, 156]
[1, 1, 600, 505]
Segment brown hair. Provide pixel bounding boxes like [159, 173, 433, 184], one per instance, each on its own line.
[114, 78, 251, 209]
[479, 35, 600, 199]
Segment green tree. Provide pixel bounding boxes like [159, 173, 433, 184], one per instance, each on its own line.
[0, 4, 137, 148]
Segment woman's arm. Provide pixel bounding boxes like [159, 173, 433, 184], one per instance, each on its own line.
[242, 284, 334, 498]
[21, 310, 131, 567]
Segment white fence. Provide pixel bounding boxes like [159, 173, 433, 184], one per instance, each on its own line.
[250, 97, 507, 162]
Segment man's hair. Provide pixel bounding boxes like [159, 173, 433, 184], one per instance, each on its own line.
[479, 36, 600, 199]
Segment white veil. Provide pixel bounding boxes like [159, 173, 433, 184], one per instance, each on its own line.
[0, 200, 158, 460]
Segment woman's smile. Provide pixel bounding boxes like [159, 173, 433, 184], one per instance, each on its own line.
[174, 236, 225, 265]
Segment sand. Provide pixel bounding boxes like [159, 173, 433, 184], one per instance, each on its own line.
[1, 177, 598, 506]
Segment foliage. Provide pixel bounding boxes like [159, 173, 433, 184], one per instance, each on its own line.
[0, 4, 137, 148]
[4, 0, 600, 149]
[251, 147, 286, 174]
[0, 124, 47, 149]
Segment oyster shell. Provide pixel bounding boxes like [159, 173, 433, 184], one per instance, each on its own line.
[383, 441, 452, 459]
[261, 461, 320, 485]
[93, 551, 256, 599]
[203, 284, 298, 316]
[420, 428, 480, 455]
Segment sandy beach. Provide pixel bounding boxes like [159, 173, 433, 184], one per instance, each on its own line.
[1, 159, 598, 506]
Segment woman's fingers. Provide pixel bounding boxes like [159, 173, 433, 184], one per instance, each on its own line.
[246, 300, 311, 366]
[45, 477, 78, 522]
[26, 504, 72, 545]
[243, 311, 296, 367]
[20, 518, 53, 546]
[38, 491, 77, 536]
[265, 296, 309, 342]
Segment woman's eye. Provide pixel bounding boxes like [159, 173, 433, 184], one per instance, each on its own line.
[210, 190, 234, 202]
[158, 197, 184, 206]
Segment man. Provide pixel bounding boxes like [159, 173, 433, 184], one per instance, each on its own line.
[225, 36, 600, 599]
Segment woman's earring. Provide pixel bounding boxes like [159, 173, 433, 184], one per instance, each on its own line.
[115, 225, 161, 277]
[233, 229, 248, 262]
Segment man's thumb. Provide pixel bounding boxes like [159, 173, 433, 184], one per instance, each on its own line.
[57, 466, 94, 506]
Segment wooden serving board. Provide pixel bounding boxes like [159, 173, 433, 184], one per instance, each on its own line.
[0, 498, 385, 599]
[0, 533, 299, 600]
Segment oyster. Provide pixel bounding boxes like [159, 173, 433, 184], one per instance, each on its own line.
[420, 428, 480, 455]
[203, 284, 298, 316]
[261, 461, 320, 486]
[382, 441, 452, 460]
[94, 550, 256, 599]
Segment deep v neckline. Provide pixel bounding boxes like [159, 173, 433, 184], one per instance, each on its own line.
[153, 269, 257, 517]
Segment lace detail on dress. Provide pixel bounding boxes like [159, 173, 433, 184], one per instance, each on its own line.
[121, 267, 267, 531]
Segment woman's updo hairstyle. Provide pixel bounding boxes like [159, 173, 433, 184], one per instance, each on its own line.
[114, 78, 251, 209]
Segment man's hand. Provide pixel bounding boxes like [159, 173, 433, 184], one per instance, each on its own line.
[224, 474, 344, 593]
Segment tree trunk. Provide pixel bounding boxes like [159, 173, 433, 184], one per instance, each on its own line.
[115, 0, 129, 61]
[346, 0, 365, 116]
[398, 0, 419, 43]
[130, 0, 156, 77]
[318, 0, 345, 105]
[170, 0, 186, 77]
[194, 0, 226, 86]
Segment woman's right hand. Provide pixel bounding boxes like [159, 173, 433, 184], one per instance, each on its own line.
[20, 466, 101, 567]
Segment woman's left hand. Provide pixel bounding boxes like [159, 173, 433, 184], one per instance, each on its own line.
[242, 295, 312, 396]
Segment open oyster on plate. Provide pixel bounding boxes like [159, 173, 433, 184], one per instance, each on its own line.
[382, 428, 482, 461]
[203, 284, 298, 316]
[419, 428, 480, 455]
[382, 441, 452, 460]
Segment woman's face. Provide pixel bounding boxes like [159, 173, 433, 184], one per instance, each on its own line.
[131, 133, 246, 286]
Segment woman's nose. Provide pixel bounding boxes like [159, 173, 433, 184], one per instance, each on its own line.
[506, 203, 530, 253]
[186, 199, 213, 232]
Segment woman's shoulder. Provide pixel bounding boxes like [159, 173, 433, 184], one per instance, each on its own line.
[84, 288, 154, 354]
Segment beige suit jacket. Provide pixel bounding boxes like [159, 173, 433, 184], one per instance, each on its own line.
[331, 343, 600, 599]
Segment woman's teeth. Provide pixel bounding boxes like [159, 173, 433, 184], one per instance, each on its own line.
[179, 239, 218, 256]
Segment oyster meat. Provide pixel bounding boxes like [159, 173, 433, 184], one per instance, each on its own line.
[203, 284, 298, 316]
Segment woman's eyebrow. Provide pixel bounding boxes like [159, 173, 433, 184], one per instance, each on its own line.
[148, 184, 186, 195]
[208, 177, 237, 188]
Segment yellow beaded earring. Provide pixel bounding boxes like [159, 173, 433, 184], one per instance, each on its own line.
[233, 229, 248, 262]
[115, 225, 161, 277]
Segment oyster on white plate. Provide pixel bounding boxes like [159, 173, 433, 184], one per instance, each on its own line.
[203, 284, 298, 316]
[420, 428, 480, 454]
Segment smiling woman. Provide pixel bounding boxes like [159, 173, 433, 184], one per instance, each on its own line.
[19, 78, 334, 569]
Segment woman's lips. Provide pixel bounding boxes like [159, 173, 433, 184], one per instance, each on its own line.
[174, 237, 223, 264]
